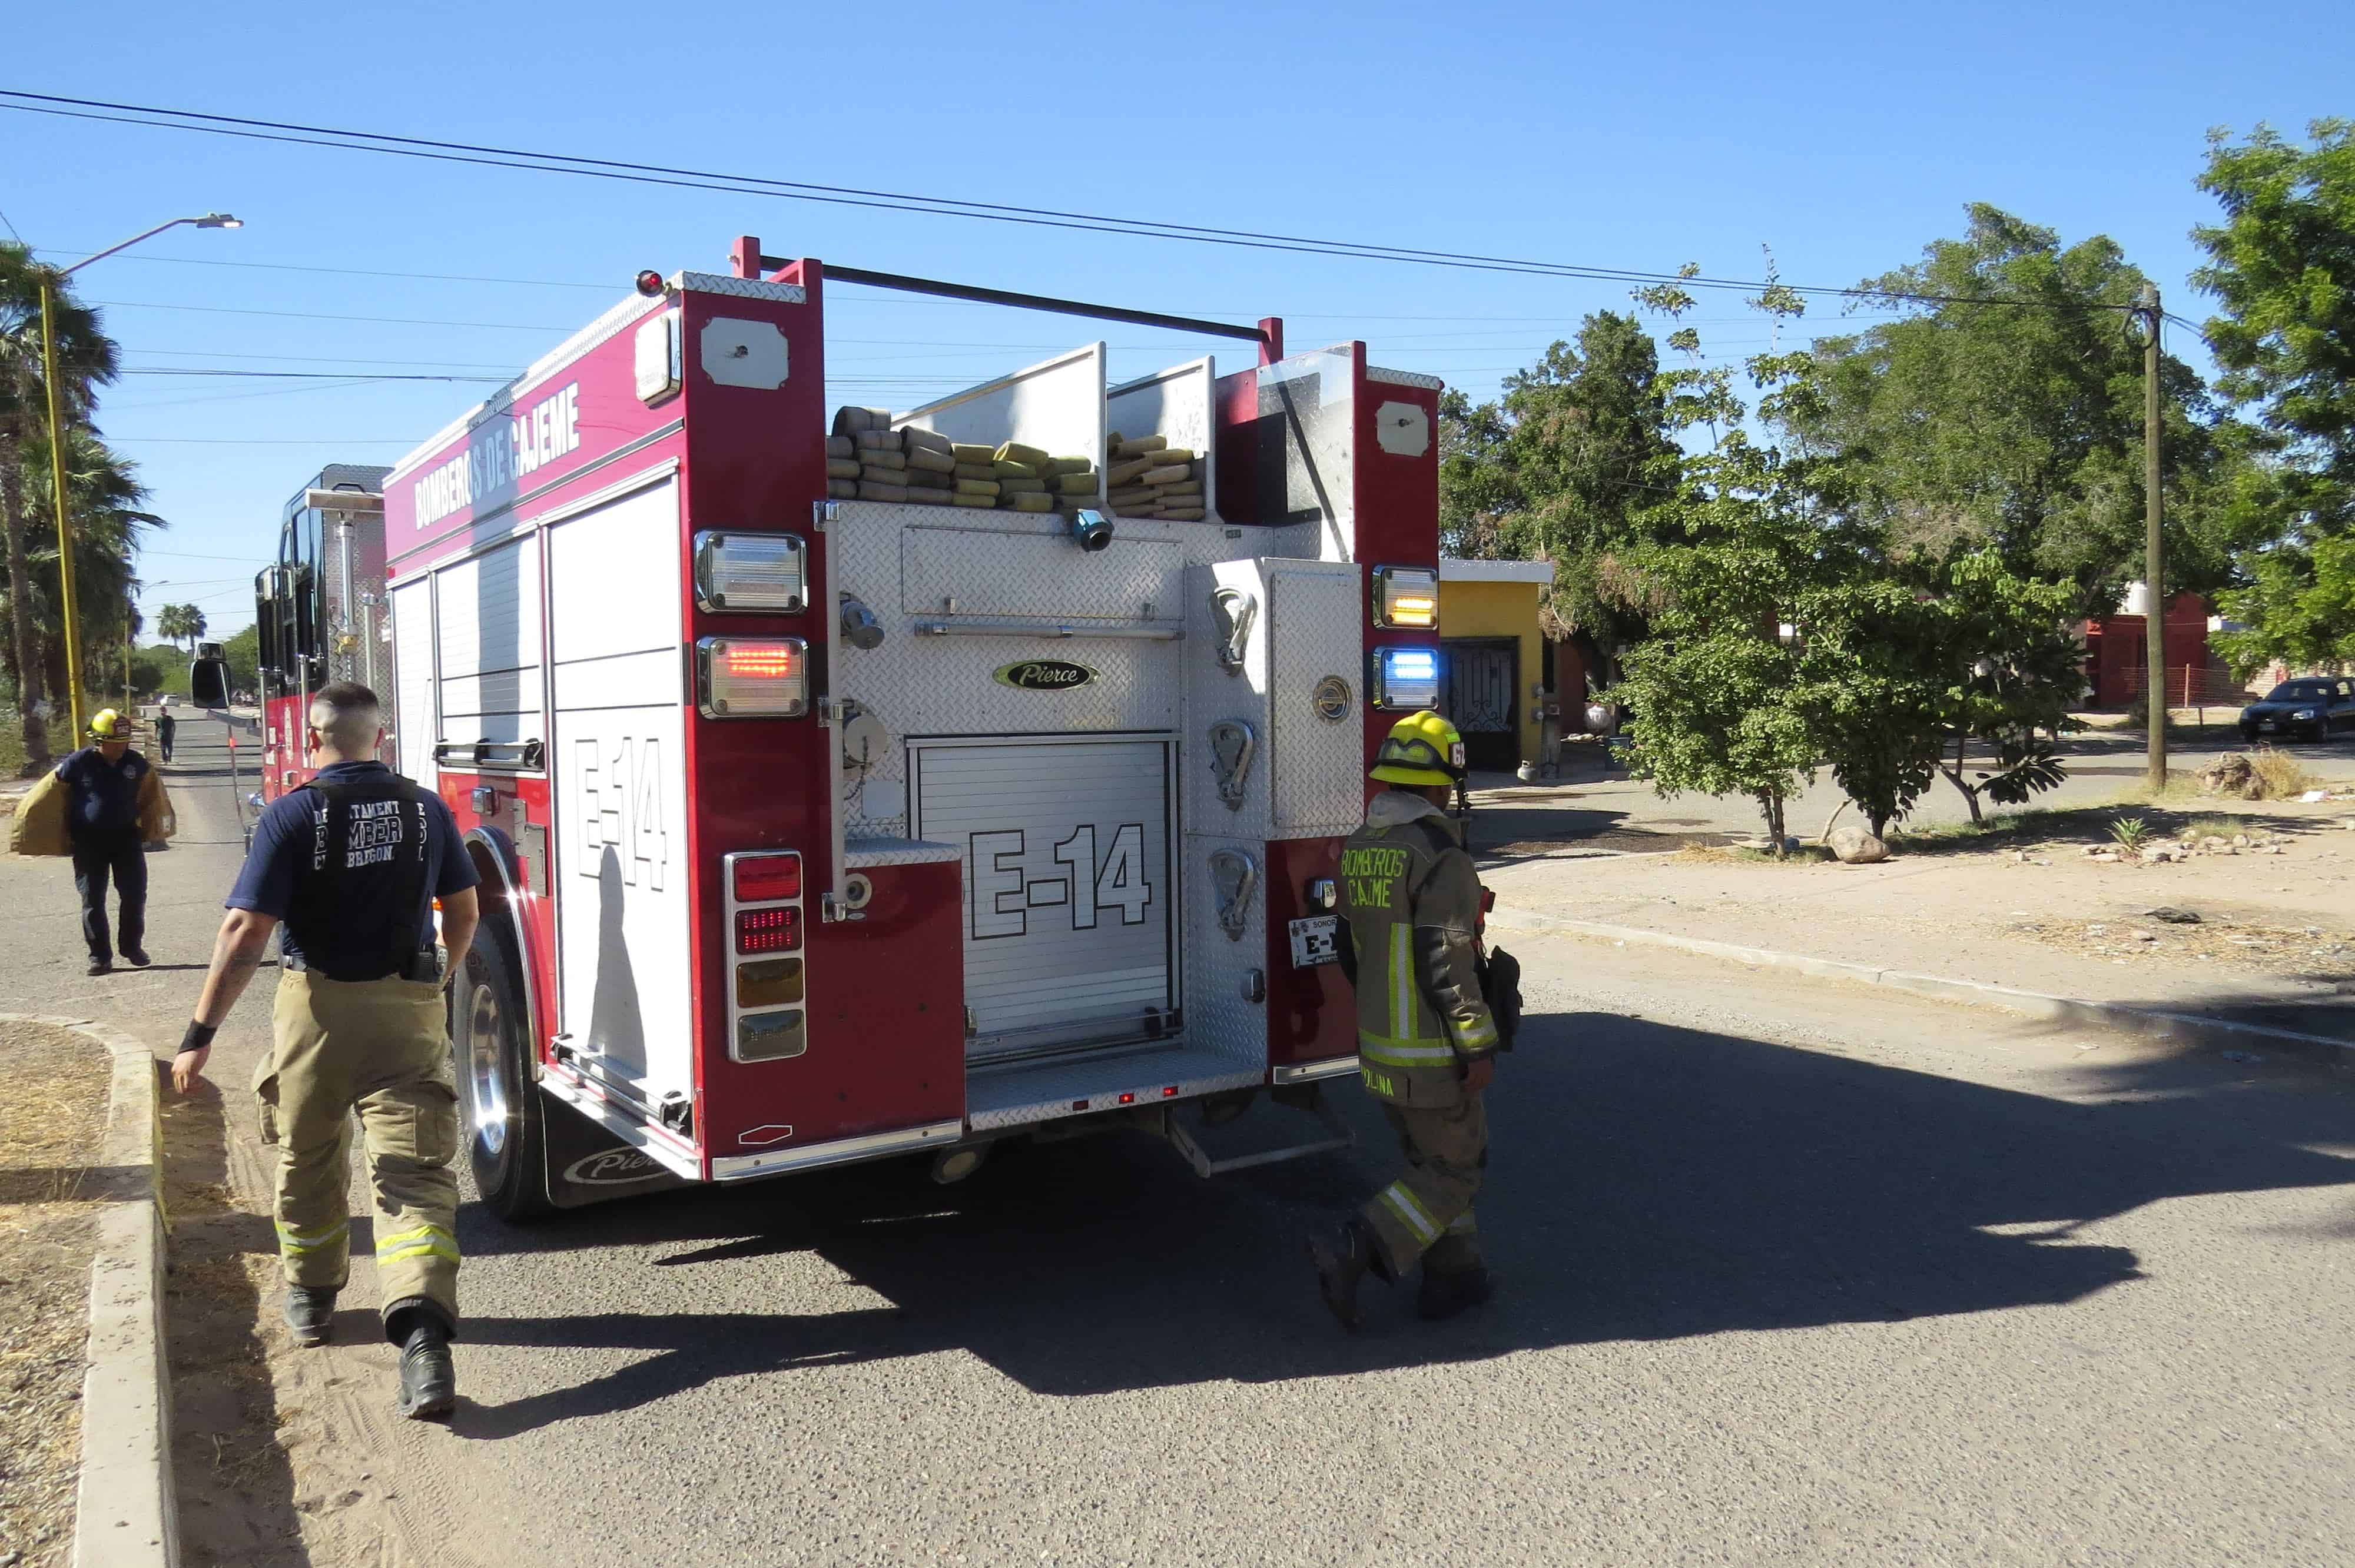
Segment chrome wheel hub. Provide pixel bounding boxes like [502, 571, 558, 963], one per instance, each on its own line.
[466, 981, 509, 1161]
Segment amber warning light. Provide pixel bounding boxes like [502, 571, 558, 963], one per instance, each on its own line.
[696, 636, 810, 719]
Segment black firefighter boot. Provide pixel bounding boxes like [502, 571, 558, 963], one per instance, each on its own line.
[388, 1304, 457, 1421]
[282, 1285, 337, 1347]
[1417, 1264, 1494, 1323]
[1308, 1217, 1394, 1333]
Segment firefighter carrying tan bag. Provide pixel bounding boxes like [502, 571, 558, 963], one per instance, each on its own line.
[9, 732, 174, 856]
[9, 769, 71, 857]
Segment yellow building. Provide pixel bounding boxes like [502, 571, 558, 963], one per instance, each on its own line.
[1437, 559, 1553, 772]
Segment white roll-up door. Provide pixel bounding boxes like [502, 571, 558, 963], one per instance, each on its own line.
[911, 736, 1177, 1064]
[435, 534, 544, 749]
[390, 579, 437, 790]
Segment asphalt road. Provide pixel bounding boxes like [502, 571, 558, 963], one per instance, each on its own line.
[32, 719, 2352, 1566]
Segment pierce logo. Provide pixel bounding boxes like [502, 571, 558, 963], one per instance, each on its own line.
[562, 1147, 669, 1186]
[994, 659, 1097, 692]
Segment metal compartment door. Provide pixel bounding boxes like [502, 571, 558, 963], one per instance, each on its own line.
[910, 735, 1177, 1064]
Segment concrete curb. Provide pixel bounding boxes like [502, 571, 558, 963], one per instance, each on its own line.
[5, 1014, 179, 1568]
[1487, 907, 2355, 1068]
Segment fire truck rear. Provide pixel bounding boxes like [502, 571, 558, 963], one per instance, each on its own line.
[307, 240, 1444, 1216]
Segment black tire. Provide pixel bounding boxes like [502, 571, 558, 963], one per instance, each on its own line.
[451, 922, 553, 1222]
[2240, 727, 2260, 744]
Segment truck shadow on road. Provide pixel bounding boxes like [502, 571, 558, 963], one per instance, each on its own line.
[445, 1007, 2354, 1438]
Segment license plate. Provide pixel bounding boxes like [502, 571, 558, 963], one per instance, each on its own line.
[1288, 915, 1341, 968]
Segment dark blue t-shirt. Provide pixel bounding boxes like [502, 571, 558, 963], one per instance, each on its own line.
[56, 746, 148, 841]
[226, 761, 479, 974]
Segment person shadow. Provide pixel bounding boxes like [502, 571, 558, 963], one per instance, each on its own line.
[582, 845, 645, 1079]
[443, 1000, 2355, 1440]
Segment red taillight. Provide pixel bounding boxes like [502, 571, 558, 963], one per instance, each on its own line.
[733, 854, 802, 903]
[735, 906, 802, 955]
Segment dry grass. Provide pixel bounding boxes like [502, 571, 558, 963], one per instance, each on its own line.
[2247, 748, 2323, 800]
[0, 1019, 111, 1568]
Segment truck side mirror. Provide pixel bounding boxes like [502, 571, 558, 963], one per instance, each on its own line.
[190, 655, 231, 710]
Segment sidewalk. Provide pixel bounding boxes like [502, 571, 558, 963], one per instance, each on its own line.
[0, 710, 309, 1563]
[1478, 796, 2355, 1045]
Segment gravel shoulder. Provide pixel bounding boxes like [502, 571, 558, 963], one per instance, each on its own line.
[0, 1019, 111, 1568]
[1481, 794, 2355, 1042]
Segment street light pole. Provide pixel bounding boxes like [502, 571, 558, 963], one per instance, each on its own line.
[2141, 282, 2165, 793]
[38, 212, 240, 739]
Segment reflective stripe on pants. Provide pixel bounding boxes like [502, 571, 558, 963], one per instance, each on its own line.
[1359, 1092, 1488, 1278]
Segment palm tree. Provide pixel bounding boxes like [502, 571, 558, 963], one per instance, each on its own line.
[0, 242, 120, 771]
[158, 602, 205, 653]
[22, 426, 162, 707]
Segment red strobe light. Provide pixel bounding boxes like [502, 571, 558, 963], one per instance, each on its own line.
[733, 854, 802, 904]
[735, 905, 802, 955]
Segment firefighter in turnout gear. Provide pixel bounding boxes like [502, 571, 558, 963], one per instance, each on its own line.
[174, 682, 481, 1420]
[1310, 710, 1500, 1330]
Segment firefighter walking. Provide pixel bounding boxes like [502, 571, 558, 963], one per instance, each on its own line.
[173, 682, 480, 1420]
[1311, 711, 1501, 1330]
[57, 709, 168, 976]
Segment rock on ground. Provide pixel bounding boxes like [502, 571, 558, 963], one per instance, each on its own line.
[1827, 825, 1890, 863]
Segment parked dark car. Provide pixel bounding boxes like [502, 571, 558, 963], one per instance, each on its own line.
[2238, 676, 2355, 742]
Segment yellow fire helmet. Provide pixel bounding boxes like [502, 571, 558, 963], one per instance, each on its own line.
[87, 708, 129, 741]
[1368, 709, 1467, 788]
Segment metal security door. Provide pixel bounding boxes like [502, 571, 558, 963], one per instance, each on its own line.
[911, 735, 1177, 1064]
[1442, 639, 1520, 773]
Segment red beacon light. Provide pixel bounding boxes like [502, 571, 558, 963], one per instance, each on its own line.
[735, 905, 802, 955]
[635, 269, 666, 297]
[732, 854, 802, 904]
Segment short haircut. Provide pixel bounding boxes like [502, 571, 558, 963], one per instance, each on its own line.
[309, 681, 382, 755]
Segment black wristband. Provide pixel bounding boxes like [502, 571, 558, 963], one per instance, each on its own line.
[178, 1021, 217, 1055]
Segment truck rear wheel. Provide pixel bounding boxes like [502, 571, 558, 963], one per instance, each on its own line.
[453, 923, 553, 1221]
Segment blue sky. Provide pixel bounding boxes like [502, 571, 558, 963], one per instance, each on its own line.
[4, 0, 2340, 636]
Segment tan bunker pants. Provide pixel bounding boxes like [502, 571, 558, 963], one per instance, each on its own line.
[1359, 1092, 1487, 1280]
[254, 971, 461, 1333]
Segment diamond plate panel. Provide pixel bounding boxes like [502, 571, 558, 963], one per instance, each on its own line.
[673, 271, 808, 303]
[1179, 559, 1362, 841]
[1183, 560, 1271, 839]
[965, 1045, 1259, 1130]
[843, 836, 961, 867]
[831, 503, 1204, 841]
[1366, 365, 1444, 390]
[900, 525, 1181, 621]
[1266, 561, 1366, 836]
[1181, 831, 1271, 1071]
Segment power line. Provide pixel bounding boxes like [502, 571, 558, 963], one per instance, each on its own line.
[122, 345, 528, 371]
[110, 437, 418, 445]
[121, 368, 509, 381]
[0, 89, 2125, 314]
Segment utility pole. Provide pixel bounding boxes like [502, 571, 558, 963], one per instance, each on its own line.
[38, 279, 88, 740]
[2141, 282, 2165, 792]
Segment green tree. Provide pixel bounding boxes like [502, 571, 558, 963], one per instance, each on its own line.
[218, 623, 260, 698]
[1438, 311, 1679, 675]
[1608, 275, 1842, 852]
[0, 242, 120, 771]
[128, 649, 168, 700]
[1797, 205, 2232, 619]
[2194, 119, 2355, 669]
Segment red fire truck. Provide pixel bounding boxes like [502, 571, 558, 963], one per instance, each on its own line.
[254, 238, 1447, 1218]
